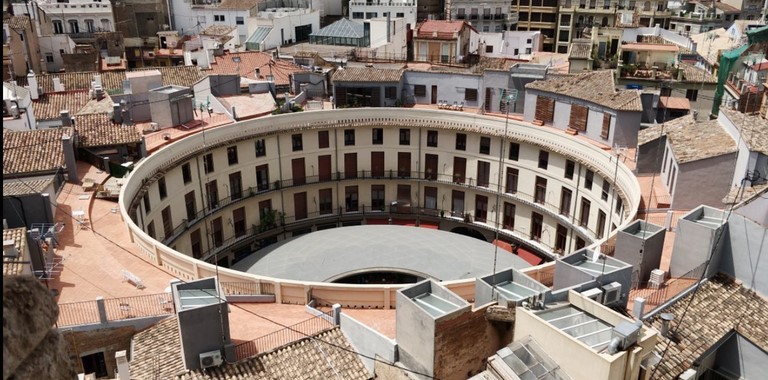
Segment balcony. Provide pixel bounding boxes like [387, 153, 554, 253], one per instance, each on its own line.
[469, 14, 479, 20]
[456, 14, 466, 19]
[483, 14, 492, 20]
[494, 13, 505, 20]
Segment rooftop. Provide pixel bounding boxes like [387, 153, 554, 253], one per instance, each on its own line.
[332, 67, 404, 83]
[640, 115, 738, 164]
[32, 91, 90, 121]
[538, 305, 615, 351]
[73, 113, 142, 148]
[206, 51, 307, 87]
[17, 67, 206, 94]
[719, 109, 768, 156]
[311, 18, 365, 38]
[658, 96, 691, 110]
[201, 25, 237, 36]
[2, 227, 28, 276]
[3, 128, 73, 176]
[416, 20, 476, 39]
[215, 0, 260, 10]
[3, 177, 54, 197]
[646, 275, 768, 380]
[218, 92, 277, 119]
[621, 43, 679, 52]
[526, 70, 643, 111]
[568, 40, 592, 60]
[4, 15, 30, 31]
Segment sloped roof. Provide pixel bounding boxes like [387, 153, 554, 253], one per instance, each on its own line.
[206, 51, 307, 87]
[4, 15, 30, 31]
[201, 25, 237, 36]
[638, 115, 738, 163]
[216, 0, 260, 10]
[32, 91, 90, 121]
[416, 20, 476, 39]
[129, 317, 185, 380]
[525, 70, 643, 111]
[2, 228, 28, 277]
[311, 18, 365, 38]
[17, 67, 205, 93]
[568, 40, 592, 60]
[3, 82, 29, 100]
[332, 67, 404, 83]
[3, 128, 73, 176]
[720, 109, 768, 155]
[681, 63, 717, 84]
[646, 275, 768, 380]
[3, 177, 54, 197]
[74, 113, 142, 148]
[177, 328, 369, 379]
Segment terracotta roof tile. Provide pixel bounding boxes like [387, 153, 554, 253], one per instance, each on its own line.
[4, 15, 30, 31]
[130, 317, 186, 380]
[206, 51, 307, 88]
[2, 227, 28, 276]
[201, 25, 237, 36]
[132, 66, 206, 88]
[176, 328, 369, 380]
[526, 70, 643, 111]
[647, 275, 768, 380]
[416, 20, 476, 39]
[638, 115, 738, 163]
[332, 67, 404, 82]
[22, 67, 205, 94]
[3, 177, 54, 197]
[3, 128, 73, 176]
[74, 113, 142, 148]
[568, 40, 592, 59]
[216, 0, 260, 10]
[720, 109, 768, 155]
[681, 63, 717, 84]
[32, 91, 91, 121]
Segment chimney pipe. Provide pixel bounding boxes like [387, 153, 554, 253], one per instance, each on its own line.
[632, 297, 646, 320]
[3, 240, 19, 258]
[60, 110, 71, 126]
[660, 313, 674, 337]
[115, 350, 130, 380]
[27, 70, 39, 100]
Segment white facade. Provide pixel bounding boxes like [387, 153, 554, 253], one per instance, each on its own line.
[349, 0, 418, 29]
[718, 111, 768, 188]
[363, 17, 408, 56]
[3, 82, 37, 131]
[171, 0, 253, 41]
[38, 35, 76, 73]
[33, 0, 114, 35]
[247, 8, 320, 51]
[480, 31, 542, 59]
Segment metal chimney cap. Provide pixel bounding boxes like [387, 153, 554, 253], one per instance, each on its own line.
[660, 313, 674, 321]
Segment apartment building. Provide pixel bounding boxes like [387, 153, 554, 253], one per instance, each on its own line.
[511, 0, 559, 52]
[450, 0, 520, 33]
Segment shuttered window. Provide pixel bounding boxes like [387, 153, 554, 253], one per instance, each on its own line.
[601, 114, 611, 139]
[569, 105, 588, 131]
[535, 96, 555, 122]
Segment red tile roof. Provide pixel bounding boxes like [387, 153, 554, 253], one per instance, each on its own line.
[3, 128, 73, 176]
[205, 51, 308, 88]
[32, 91, 91, 121]
[416, 20, 476, 39]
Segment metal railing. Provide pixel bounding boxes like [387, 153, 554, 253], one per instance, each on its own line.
[234, 311, 335, 360]
[57, 292, 174, 328]
[220, 281, 275, 296]
[631, 261, 708, 315]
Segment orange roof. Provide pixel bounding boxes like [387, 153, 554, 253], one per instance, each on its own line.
[751, 61, 768, 71]
[659, 96, 691, 110]
[621, 43, 679, 52]
[416, 20, 476, 39]
[205, 51, 308, 88]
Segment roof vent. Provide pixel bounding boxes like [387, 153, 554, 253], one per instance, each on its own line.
[3, 240, 19, 258]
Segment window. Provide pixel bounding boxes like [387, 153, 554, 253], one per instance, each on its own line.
[456, 133, 467, 150]
[427, 130, 438, 147]
[596, 210, 606, 238]
[45, 53, 54, 63]
[206, 180, 219, 210]
[398, 152, 411, 178]
[475, 195, 488, 222]
[486, 45, 494, 53]
[509, 142, 519, 160]
[190, 229, 201, 258]
[345, 186, 359, 212]
[479, 137, 491, 155]
[227, 146, 238, 165]
[344, 129, 355, 146]
[158, 177, 167, 199]
[465, 88, 478, 101]
[414, 85, 427, 97]
[255, 164, 269, 191]
[615, 196, 623, 215]
[255, 139, 266, 156]
[372, 128, 383, 145]
[565, 160, 575, 180]
[345, 153, 357, 179]
[185, 191, 197, 221]
[292, 134, 303, 151]
[203, 153, 214, 174]
[580, 198, 591, 227]
[214, 15, 225, 22]
[535, 96, 555, 122]
[294, 192, 308, 220]
[399, 129, 410, 145]
[85, 19, 94, 33]
[560, 187, 572, 216]
[352, 12, 364, 19]
[162, 206, 173, 238]
[506, 168, 519, 194]
[534, 176, 547, 204]
[147, 221, 156, 239]
[503, 202, 515, 230]
[424, 186, 438, 209]
[584, 169, 594, 190]
[371, 185, 385, 211]
[236, 16, 244, 25]
[396, 12, 404, 17]
[229, 172, 242, 200]
[477, 161, 491, 188]
[685, 89, 698, 102]
[569, 105, 588, 131]
[68, 20, 79, 34]
[601, 179, 610, 201]
[452, 190, 465, 215]
[316, 131, 329, 149]
[538, 150, 549, 169]
[143, 193, 151, 212]
[365, 12, 378, 18]
[453, 157, 466, 184]
[53, 20, 64, 34]
[555, 224, 568, 253]
[233, 207, 246, 237]
[385, 86, 397, 99]
[182, 163, 192, 184]
[211, 217, 223, 247]
[601, 114, 611, 139]
[319, 188, 333, 214]
[530, 212, 543, 241]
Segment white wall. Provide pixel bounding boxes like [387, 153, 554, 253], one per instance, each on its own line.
[349, 1, 417, 29]
[38, 1, 114, 34]
[38, 35, 75, 73]
[250, 9, 320, 50]
[171, 0, 250, 38]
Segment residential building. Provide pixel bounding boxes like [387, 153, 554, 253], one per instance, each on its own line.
[3, 16, 43, 79]
[668, 1, 741, 37]
[245, 6, 320, 51]
[413, 20, 479, 64]
[2, 228, 34, 277]
[721, 0, 765, 20]
[524, 70, 644, 148]
[511, 0, 559, 52]
[170, 0, 259, 43]
[332, 66, 404, 107]
[349, 0, 418, 30]
[203, 50, 308, 94]
[721, 52, 768, 114]
[2, 127, 77, 182]
[111, 0, 171, 39]
[479, 30, 543, 59]
[449, 0, 520, 33]
[3, 81, 36, 131]
[31, 0, 115, 41]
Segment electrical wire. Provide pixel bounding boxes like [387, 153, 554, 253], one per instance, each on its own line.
[3, 168, 441, 380]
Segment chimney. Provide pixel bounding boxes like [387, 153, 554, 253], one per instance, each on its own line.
[652, 66, 658, 80]
[632, 297, 646, 320]
[53, 77, 64, 92]
[62, 130, 79, 182]
[60, 110, 72, 126]
[94, 74, 102, 88]
[112, 102, 123, 123]
[3, 240, 19, 258]
[27, 71, 39, 100]
[660, 313, 674, 337]
[115, 350, 130, 380]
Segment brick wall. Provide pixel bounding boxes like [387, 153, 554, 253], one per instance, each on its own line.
[433, 305, 515, 380]
[62, 326, 137, 376]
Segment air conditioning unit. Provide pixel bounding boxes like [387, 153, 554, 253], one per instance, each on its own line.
[601, 282, 622, 305]
[649, 269, 665, 289]
[611, 321, 640, 351]
[582, 287, 603, 303]
[150, 122, 160, 131]
[199, 349, 223, 369]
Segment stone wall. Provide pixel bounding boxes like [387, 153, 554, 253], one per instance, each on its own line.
[62, 326, 136, 376]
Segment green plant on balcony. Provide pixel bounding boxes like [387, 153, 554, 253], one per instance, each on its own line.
[258, 209, 285, 232]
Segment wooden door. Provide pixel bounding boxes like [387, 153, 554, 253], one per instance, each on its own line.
[425, 154, 438, 180]
[292, 157, 305, 185]
[371, 152, 385, 178]
[294, 192, 307, 220]
[431, 85, 437, 104]
[398, 152, 411, 178]
[318, 155, 332, 181]
[344, 153, 357, 179]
